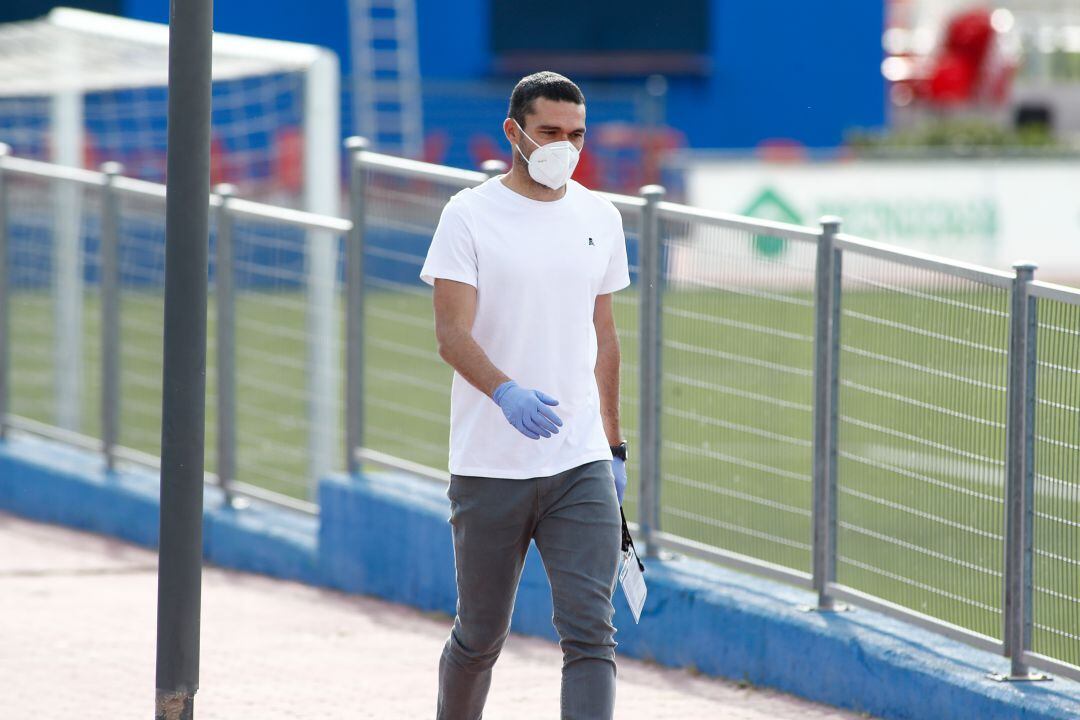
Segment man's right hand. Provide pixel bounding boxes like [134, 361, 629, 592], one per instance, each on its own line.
[492, 380, 564, 439]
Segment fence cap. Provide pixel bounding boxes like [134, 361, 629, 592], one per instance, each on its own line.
[480, 159, 508, 176]
[344, 136, 370, 152]
[1012, 260, 1038, 274]
[818, 215, 843, 228]
[0, 142, 9, 157]
[100, 161, 124, 177]
[214, 183, 237, 198]
[640, 184, 666, 198]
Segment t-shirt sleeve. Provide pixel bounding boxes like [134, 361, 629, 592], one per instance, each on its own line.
[420, 199, 477, 287]
[598, 209, 631, 294]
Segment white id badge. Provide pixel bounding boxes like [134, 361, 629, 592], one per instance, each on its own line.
[619, 547, 647, 624]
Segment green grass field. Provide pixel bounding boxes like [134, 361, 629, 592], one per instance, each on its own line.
[8, 280, 1079, 666]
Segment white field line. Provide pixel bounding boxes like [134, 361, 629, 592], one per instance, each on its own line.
[859, 444, 1077, 502]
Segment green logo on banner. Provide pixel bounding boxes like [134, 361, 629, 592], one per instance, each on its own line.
[742, 188, 802, 258]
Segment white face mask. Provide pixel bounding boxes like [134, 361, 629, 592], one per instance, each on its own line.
[513, 119, 581, 190]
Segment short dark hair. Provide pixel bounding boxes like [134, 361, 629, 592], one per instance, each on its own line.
[507, 71, 585, 128]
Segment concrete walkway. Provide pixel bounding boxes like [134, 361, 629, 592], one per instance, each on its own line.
[1, 510, 874, 719]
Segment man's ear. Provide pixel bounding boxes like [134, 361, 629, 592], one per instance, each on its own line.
[503, 117, 517, 145]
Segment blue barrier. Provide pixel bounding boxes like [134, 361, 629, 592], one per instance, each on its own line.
[3, 433, 1080, 720]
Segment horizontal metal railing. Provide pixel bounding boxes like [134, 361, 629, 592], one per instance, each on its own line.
[1029, 279, 1080, 304]
[347, 149, 488, 187]
[0, 151, 352, 233]
[2, 139, 1080, 685]
[836, 233, 1016, 289]
[659, 200, 821, 242]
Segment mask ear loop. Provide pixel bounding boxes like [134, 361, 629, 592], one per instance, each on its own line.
[515, 142, 531, 165]
[512, 118, 542, 164]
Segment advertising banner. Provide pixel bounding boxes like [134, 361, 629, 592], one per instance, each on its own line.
[685, 160, 1080, 283]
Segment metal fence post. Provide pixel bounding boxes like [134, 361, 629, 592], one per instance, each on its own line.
[344, 137, 369, 475]
[639, 184, 665, 558]
[100, 162, 123, 472]
[53, 134, 84, 434]
[214, 185, 238, 507]
[480, 159, 508, 178]
[811, 216, 846, 612]
[997, 262, 1047, 681]
[0, 144, 9, 441]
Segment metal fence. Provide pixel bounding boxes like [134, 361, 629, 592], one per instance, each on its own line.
[0, 145, 346, 511]
[2, 139, 1079, 683]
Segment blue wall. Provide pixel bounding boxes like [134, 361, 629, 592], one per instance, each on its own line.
[412, 0, 887, 148]
[681, 0, 886, 147]
[123, 0, 885, 149]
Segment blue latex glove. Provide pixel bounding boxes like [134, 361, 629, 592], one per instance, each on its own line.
[492, 380, 563, 440]
[612, 457, 627, 505]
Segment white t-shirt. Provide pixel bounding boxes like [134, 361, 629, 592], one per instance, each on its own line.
[420, 177, 631, 479]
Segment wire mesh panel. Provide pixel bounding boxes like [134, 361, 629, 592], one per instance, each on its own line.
[7, 173, 101, 435]
[658, 215, 818, 572]
[230, 216, 341, 497]
[8, 173, 59, 426]
[836, 253, 1010, 639]
[1030, 291, 1080, 669]
[361, 168, 464, 470]
[114, 194, 170, 456]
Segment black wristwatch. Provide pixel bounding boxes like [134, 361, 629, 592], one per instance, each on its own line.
[610, 442, 628, 461]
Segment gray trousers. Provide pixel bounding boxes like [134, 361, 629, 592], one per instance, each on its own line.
[437, 459, 623, 720]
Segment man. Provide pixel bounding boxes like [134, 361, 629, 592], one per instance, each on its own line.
[419, 71, 631, 720]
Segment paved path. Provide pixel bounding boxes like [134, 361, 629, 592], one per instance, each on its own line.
[0, 511, 874, 719]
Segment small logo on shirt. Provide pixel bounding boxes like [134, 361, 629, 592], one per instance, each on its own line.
[587, 237, 595, 246]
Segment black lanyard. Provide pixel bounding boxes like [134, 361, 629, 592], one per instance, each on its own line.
[620, 506, 645, 573]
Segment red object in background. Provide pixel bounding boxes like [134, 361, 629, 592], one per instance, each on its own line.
[47, 135, 170, 181]
[572, 146, 600, 189]
[944, 8, 994, 62]
[591, 123, 684, 191]
[640, 127, 683, 186]
[930, 54, 978, 104]
[211, 135, 232, 187]
[83, 137, 102, 170]
[274, 126, 302, 194]
[925, 8, 1003, 106]
[423, 130, 450, 165]
[467, 133, 509, 172]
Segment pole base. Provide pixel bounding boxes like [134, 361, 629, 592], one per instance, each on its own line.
[155, 690, 194, 720]
[223, 495, 251, 511]
[987, 671, 1051, 683]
